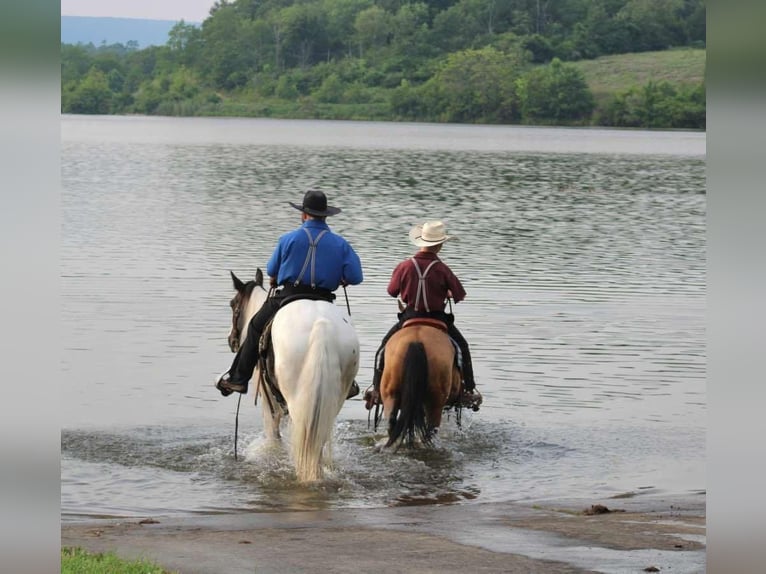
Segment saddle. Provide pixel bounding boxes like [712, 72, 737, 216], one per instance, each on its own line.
[401, 317, 449, 333]
[373, 318, 463, 376]
[401, 318, 462, 369]
[279, 291, 335, 308]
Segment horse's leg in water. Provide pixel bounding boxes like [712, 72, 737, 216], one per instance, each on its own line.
[261, 398, 282, 440]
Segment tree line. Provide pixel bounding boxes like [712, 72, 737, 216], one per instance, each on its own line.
[61, 0, 706, 129]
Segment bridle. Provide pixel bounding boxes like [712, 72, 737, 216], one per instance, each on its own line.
[229, 284, 270, 352]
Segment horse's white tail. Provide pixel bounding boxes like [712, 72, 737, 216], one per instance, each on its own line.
[289, 317, 341, 482]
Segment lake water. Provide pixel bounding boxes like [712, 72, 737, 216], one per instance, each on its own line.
[61, 116, 706, 520]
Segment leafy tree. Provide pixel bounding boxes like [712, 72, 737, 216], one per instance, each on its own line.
[314, 73, 345, 102]
[522, 33, 554, 63]
[279, 3, 329, 68]
[601, 80, 704, 129]
[275, 74, 299, 98]
[430, 46, 522, 122]
[198, 4, 257, 88]
[267, 10, 286, 71]
[322, 0, 374, 58]
[90, 53, 124, 81]
[64, 67, 113, 114]
[167, 21, 202, 67]
[682, 0, 705, 45]
[391, 2, 431, 58]
[616, 0, 686, 52]
[518, 58, 594, 123]
[61, 44, 93, 85]
[354, 6, 391, 58]
[168, 67, 201, 100]
[430, 0, 486, 52]
[390, 78, 441, 119]
[106, 69, 125, 93]
[570, 1, 633, 58]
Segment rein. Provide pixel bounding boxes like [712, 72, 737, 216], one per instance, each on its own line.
[231, 306, 242, 346]
[234, 393, 242, 460]
[232, 284, 271, 461]
[342, 285, 351, 315]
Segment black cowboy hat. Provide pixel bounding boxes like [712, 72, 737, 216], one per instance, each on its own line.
[288, 189, 342, 217]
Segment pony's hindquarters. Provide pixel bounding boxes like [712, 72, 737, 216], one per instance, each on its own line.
[271, 301, 359, 482]
[381, 325, 458, 449]
[385, 341, 431, 448]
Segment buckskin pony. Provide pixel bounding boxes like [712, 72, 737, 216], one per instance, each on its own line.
[379, 317, 462, 449]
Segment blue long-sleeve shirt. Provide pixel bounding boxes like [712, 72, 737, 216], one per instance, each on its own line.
[266, 219, 363, 291]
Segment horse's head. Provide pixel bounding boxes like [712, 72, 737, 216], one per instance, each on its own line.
[228, 268, 267, 353]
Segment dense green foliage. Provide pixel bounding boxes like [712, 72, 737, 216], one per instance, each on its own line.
[599, 80, 705, 129]
[61, 0, 706, 129]
[62, 547, 174, 574]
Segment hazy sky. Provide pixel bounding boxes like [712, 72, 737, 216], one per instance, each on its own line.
[61, 0, 216, 22]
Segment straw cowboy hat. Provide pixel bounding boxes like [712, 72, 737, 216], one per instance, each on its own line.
[408, 220, 458, 247]
[289, 188, 341, 217]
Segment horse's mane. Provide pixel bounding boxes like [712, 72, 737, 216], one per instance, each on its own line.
[243, 280, 260, 297]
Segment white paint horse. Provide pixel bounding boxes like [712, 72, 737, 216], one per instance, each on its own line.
[228, 269, 359, 482]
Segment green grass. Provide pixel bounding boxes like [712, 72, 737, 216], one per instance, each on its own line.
[61, 546, 176, 574]
[572, 48, 706, 103]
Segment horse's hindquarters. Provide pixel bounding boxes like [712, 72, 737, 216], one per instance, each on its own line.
[269, 300, 359, 480]
[271, 301, 359, 396]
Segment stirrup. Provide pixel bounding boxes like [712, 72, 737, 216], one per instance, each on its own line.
[460, 389, 482, 411]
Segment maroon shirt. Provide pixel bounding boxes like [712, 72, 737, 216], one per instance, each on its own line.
[387, 251, 466, 313]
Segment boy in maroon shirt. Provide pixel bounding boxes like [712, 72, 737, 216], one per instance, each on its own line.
[364, 221, 480, 410]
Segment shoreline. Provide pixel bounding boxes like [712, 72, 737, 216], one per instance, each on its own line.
[62, 490, 706, 573]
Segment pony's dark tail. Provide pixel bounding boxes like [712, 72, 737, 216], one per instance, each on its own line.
[386, 341, 431, 449]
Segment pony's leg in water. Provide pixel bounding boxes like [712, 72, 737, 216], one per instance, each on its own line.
[426, 404, 443, 443]
[383, 397, 398, 447]
[261, 401, 281, 440]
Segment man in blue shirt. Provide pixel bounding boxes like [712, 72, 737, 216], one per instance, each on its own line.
[216, 189, 364, 397]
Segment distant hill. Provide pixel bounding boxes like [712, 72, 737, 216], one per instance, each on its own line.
[61, 16, 200, 48]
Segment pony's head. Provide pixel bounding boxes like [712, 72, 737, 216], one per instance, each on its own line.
[228, 268, 267, 353]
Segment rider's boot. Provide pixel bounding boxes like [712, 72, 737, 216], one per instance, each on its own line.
[364, 368, 383, 410]
[460, 380, 482, 411]
[346, 380, 360, 399]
